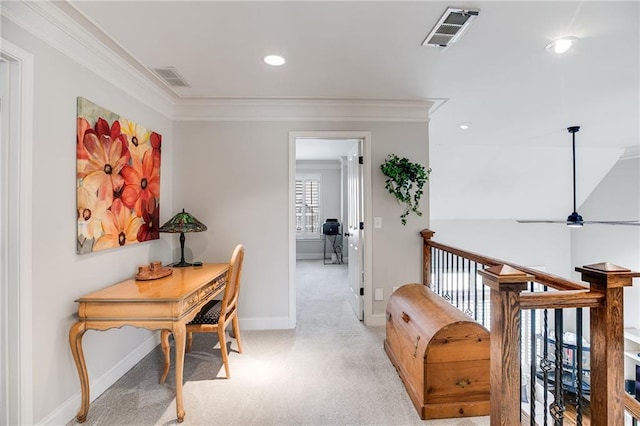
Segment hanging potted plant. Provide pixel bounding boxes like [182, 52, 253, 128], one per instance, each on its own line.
[380, 154, 431, 225]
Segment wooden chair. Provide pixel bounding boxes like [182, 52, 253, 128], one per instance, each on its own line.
[161, 244, 244, 380]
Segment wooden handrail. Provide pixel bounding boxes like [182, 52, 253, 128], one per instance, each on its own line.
[625, 394, 640, 421]
[426, 239, 588, 291]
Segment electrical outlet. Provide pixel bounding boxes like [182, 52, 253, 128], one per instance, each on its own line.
[374, 217, 382, 228]
[374, 288, 384, 301]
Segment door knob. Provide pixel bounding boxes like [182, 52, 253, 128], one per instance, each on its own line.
[344, 232, 351, 237]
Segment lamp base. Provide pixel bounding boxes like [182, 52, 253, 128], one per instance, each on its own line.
[168, 260, 194, 268]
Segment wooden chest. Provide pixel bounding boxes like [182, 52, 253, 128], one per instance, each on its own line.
[384, 284, 490, 420]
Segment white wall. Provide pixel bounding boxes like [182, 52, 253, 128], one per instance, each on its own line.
[571, 156, 640, 327]
[2, 18, 174, 424]
[173, 120, 430, 323]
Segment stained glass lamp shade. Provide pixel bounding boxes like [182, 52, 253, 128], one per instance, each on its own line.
[159, 209, 207, 267]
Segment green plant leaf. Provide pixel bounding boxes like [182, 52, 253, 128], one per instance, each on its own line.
[380, 154, 431, 226]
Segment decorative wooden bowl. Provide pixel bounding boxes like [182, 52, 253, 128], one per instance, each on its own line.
[135, 261, 173, 281]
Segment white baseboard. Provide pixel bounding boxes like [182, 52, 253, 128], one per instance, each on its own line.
[367, 313, 386, 327]
[296, 253, 323, 260]
[239, 316, 294, 330]
[39, 333, 160, 425]
[296, 253, 349, 262]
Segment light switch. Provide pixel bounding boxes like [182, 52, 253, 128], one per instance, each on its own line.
[374, 217, 382, 228]
[374, 288, 384, 301]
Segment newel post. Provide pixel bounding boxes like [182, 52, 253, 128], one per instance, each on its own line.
[576, 262, 640, 425]
[420, 229, 435, 287]
[479, 264, 532, 426]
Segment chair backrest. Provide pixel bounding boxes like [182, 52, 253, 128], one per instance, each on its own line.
[220, 244, 244, 321]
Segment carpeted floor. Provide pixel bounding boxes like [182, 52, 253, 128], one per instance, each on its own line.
[66, 260, 490, 425]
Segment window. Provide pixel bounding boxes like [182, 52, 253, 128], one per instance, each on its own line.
[295, 174, 321, 238]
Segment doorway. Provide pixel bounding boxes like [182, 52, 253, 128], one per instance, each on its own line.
[1, 39, 34, 426]
[288, 131, 372, 328]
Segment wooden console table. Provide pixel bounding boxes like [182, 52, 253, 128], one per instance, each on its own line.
[69, 263, 229, 423]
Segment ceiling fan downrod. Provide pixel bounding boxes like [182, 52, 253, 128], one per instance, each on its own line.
[567, 126, 584, 227]
[517, 125, 639, 227]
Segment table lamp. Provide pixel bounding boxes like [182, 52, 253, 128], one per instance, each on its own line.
[159, 209, 207, 267]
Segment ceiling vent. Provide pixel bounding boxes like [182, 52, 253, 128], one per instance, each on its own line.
[422, 7, 480, 49]
[151, 66, 190, 87]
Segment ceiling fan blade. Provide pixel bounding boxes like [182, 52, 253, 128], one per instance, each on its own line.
[583, 220, 640, 226]
[517, 219, 640, 226]
[516, 220, 565, 224]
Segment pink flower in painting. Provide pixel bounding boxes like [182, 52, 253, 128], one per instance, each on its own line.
[81, 131, 129, 206]
[119, 118, 151, 161]
[93, 199, 143, 251]
[137, 198, 160, 242]
[77, 182, 109, 240]
[120, 150, 160, 216]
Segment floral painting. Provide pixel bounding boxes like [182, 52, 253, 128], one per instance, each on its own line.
[76, 97, 161, 254]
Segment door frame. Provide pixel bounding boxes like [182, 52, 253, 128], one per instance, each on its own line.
[288, 131, 372, 327]
[1, 39, 34, 426]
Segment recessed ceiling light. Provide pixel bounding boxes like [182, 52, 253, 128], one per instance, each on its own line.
[459, 122, 471, 130]
[264, 55, 286, 66]
[545, 37, 577, 54]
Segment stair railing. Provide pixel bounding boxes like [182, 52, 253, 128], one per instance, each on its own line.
[420, 229, 640, 425]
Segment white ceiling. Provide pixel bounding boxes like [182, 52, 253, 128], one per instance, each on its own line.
[65, 1, 639, 221]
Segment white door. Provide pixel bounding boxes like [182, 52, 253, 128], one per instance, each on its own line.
[346, 141, 364, 320]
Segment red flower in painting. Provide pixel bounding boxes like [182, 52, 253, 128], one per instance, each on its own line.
[77, 119, 91, 155]
[94, 117, 125, 143]
[150, 131, 162, 168]
[137, 198, 160, 242]
[77, 117, 91, 178]
[120, 150, 161, 217]
[94, 117, 130, 162]
[78, 116, 131, 203]
[93, 199, 143, 251]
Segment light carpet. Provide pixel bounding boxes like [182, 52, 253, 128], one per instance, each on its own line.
[66, 260, 490, 425]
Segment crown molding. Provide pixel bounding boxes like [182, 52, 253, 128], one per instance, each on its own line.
[4, 1, 435, 123]
[2, 1, 175, 118]
[172, 97, 433, 122]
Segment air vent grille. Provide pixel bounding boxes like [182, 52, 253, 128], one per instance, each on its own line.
[151, 66, 190, 88]
[444, 12, 471, 26]
[429, 35, 454, 46]
[422, 7, 480, 49]
[437, 24, 462, 36]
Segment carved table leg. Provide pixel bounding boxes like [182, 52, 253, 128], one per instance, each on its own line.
[173, 323, 186, 423]
[69, 322, 89, 423]
[160, 329, 171, 385]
